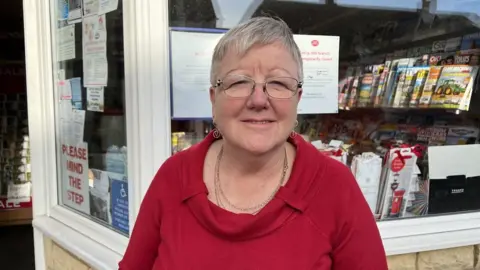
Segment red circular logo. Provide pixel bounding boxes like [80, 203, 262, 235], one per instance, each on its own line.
[311, 40, 319, 46]
[391, 157, 405, 172]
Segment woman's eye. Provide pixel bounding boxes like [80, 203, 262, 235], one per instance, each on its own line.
[229, 80, 250, 87]
[269, 81, 289, 89]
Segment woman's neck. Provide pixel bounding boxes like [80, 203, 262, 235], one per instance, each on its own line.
[219, 140, 286, 179]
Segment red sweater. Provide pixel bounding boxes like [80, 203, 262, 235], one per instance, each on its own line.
[119, 133, 387, 270]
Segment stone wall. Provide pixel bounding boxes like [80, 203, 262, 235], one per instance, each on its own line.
[44, 237, 92, 270]
[388, 245, 480, 270]
[44, 237, 479, 270]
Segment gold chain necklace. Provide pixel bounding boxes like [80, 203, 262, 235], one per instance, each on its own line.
[214, 145, 288, 213]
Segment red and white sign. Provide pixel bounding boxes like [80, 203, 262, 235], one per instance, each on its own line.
[61, 141, 90, 214]
[0, 197, 32, 210]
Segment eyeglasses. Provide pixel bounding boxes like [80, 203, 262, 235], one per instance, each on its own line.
[215, 74, 302, 99]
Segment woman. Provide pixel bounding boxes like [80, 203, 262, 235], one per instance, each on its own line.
[120, 17, 387, 270]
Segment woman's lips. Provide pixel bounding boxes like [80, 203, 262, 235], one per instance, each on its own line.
[241, 120, 275, 124]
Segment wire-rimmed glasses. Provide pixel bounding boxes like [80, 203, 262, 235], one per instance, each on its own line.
[215, 74, 302, 99]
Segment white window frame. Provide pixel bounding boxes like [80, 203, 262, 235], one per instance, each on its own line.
[24, 0, 171, 269]
[23, 0, 480, 269]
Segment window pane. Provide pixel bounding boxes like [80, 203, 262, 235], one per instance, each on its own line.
[169, 0, 480, 221]
[53, 0, 129, 235]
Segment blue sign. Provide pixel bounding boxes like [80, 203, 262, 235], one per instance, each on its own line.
[111, 179, 129, 234]
[58, 0, 69, 20]
[69, 78, 83, 110]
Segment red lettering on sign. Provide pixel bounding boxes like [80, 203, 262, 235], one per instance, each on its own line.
[68, 176, 82, 189]
[62, 144, 87, 160]
[67, 191, 84, 205]
[66, 160, 83, 174]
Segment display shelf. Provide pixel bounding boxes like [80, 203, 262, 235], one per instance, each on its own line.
[339, 106, 467, 115]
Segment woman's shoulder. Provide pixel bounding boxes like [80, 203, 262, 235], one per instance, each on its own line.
[150, 142, 205, 192]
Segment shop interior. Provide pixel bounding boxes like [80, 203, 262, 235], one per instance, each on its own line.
[170, 0, 480, 221]
[0, 0, 35, 269]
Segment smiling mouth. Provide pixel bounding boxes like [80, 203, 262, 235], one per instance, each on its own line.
[242, 120, 275, 124]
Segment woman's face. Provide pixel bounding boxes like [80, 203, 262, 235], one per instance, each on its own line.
[210, 42, 302, 155]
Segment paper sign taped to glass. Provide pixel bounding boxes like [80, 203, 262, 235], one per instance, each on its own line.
[82, 14, 108, 87]
[61, 140, 90, 215]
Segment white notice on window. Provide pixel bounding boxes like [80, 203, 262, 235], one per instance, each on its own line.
[57, 24, 76, 61]
[71, 109, 86, 144]
[68, 0, 83, 23]
[83, 14, 108, 87]
[87, 87, 104, 112]
[294, 35, 340, 114]
[83, 55, 108, 87]
[169, 31, 339, 118]
[98, 0, 118, 14]
[59, 80, 73, 100]
[170, 31, 224, 118]
[83, 0, 99, 16]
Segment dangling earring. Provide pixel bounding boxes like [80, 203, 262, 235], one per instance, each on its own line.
[212, 122, 222, 139]
[213, 128, 221, 139]
[290, 120, 298, 138]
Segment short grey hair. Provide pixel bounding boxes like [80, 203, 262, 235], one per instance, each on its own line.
[210, 16, 303, 84]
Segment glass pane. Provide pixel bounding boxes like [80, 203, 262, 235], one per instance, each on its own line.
[168, 0, 480, 221]
[52, 0, 129, 235]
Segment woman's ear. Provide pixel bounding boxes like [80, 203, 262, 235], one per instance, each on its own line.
[209, 86, 216, 104]
[297, 88, 303, 101]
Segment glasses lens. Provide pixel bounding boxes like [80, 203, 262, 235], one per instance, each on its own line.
[222, 75, 254, 97]
[266, 77, 298, 99]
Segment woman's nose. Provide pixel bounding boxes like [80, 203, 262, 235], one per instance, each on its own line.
[246, 83, 269, 109]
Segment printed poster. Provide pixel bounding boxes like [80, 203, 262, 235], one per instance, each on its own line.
[169, 30, 340, 118]
[61, 141, 90, 214]
[59, 80, 73, 100]
[60, 109, 85, 144]
[99, 0, 119, 14]
[294, 35, 340, 114]
[83, 0, 99, 16]
[87, 87, 104, 112]
[68, 0, 83, 23]
[82, 14, 108, 87]
[57, 25, 76, 61]
[170, 31, 224, 118]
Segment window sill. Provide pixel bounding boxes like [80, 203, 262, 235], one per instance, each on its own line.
[33, 215, 122, 270]
[379, 212, 480, 255]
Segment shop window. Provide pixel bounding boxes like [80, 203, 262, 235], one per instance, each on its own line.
[52, 0, 129, 235]
[168, 0, 480, 221]
[0, 2, 31, 217]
